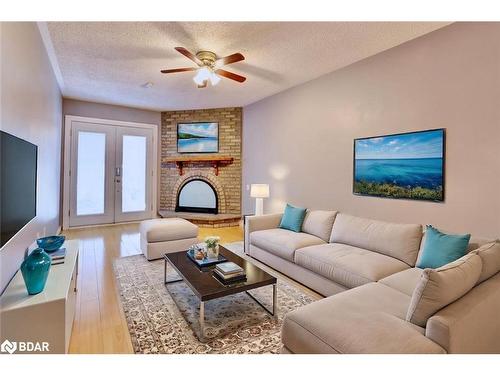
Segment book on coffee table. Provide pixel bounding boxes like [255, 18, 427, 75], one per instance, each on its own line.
[216, 262, 244, 275]
[213, 262, 246, 284]
[214, 268, 244, 279]
[213, 269, 247, 284]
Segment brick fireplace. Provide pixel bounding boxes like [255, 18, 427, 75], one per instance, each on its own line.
[160, 107, 242, 226]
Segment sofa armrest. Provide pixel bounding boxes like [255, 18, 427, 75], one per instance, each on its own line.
[283, 311, 446, 354]
[244, 213, 283, 254]
[425, 273, 500, 353]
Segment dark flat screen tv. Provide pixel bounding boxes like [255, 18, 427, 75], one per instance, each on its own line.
[353, 128, 445, 202]
[1, 131, 38, 247]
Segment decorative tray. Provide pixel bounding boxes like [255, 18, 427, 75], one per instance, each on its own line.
[186, 249, 227, 268]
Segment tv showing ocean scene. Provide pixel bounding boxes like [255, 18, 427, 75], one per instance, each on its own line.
[354, 129, 445, 201]
[177, 122, 218, 153]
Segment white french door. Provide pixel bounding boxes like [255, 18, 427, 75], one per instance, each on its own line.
[68, 121, 154, 227]
[114, 126, 153, 222]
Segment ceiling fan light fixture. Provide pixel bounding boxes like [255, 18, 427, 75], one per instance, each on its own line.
[209, 72, 221, 86]
[193, 67, 211, 85]
[163, 48, 246, 87]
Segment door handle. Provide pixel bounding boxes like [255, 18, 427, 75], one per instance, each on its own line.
[115, 167, 121, 177]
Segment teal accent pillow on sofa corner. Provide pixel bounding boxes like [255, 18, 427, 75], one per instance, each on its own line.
[279, 204, 307, 232]
[417, 225, 471, 269]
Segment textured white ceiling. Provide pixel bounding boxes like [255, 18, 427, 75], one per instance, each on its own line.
[45, 22, 450, 111]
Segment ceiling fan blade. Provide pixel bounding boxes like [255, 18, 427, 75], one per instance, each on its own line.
[197, 80, 208, 89]
[215, 52, 245, 67]
[160, 67, 197, 74]
[175, 47, 202, 66]
[215, 69, 246, 83]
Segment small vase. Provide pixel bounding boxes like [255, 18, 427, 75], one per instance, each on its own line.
[20, 248, 51, 295]
[207, 244, 219, 259]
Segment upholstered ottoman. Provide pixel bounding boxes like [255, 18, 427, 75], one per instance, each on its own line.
[140, 218, 199, 260]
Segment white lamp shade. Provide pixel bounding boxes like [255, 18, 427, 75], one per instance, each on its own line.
[250, 184, 270, 198]
[209, 72, 221, 85]
[193, 67, 211, 85]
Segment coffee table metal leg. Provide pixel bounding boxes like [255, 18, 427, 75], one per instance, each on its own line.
[245, 283, 277, 318]
[164, 259, 183, 285]
[272, 284, 277, 317]
[199, 301, 205, 342]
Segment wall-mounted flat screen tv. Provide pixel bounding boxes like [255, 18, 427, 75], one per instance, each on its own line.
[1, 131, 38, 247]
[177, 122, 219, 153]
[353, 128, 445, 202]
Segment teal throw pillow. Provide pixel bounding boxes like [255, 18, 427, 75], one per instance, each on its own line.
[416, 225, 471, 269]
[279, 204, 307, 233]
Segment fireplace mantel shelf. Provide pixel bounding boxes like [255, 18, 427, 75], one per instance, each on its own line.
[162, 155, 234, 176]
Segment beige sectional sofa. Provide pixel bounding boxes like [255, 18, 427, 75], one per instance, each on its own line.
[244, 211, 500, 354]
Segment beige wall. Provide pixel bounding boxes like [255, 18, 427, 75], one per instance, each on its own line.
[242, 22, 500, 238]
[1, 23, 63, 293]
[63, 98, 161, 125]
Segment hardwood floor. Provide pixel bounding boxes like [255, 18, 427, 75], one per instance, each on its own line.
[63, 223, 244, 354]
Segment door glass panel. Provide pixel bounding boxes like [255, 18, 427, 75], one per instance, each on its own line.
[122, 135, 147, 212]
[76, 131, 106, 215]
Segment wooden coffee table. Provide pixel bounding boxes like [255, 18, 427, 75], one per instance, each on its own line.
[164, 245, 277, 341]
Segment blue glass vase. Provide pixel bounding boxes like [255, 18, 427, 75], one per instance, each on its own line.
[20, 248, 51, 295]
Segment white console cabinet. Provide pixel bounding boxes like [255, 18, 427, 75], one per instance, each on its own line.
[0, 239, 79, 354]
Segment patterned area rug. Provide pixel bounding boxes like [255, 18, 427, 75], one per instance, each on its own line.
[113, 244, 318, 354]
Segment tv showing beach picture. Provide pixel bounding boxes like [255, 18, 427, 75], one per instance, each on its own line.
[354, 129, 445, 201]
[177, 122, 218, 153]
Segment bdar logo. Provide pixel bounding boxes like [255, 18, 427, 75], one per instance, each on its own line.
[1, 340, 17, 354]
[0, 339, 49, 353]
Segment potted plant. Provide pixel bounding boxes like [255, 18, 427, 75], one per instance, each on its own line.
[204, 236, 220, 259]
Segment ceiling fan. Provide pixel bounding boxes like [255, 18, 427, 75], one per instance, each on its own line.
[161, 47, 246, 88]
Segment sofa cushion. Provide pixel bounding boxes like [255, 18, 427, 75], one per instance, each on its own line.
[281, 283, 445, 354]
[406, 253, 482, 327]
[279, 203, 307, 232]
[416, 229, 492, 265]
[301, 210, 338, 242]
[139, 218, 199, 243]
[472, 240, 500, 284]
[250, 228, 325, 262]
[416, 225, 470, 269]
[294, 243, 409, 289]
[379, 268, 423, 296]
[465, 237, 493, 252]
[329, 213, 422, 266]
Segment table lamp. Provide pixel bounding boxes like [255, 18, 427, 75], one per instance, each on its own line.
[250, 184, 270, 216]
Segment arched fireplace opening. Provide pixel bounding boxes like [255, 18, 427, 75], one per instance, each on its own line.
[176, 179, 218, 214]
